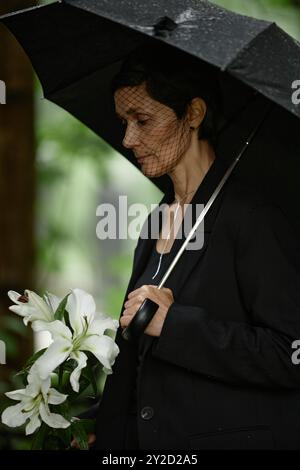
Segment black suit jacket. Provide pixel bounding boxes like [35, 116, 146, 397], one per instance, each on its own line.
[95, 157, 300, 450]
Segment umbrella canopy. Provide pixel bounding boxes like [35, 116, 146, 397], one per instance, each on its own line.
[1, 0, 300, 230]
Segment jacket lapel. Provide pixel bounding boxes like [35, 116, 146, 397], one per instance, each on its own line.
[129, 157, 229, 295]
[163, 157, 230, 295]
[133, 156, 231, 357]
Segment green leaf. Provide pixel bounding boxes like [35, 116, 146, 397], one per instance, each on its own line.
[70, 420, 89, 450]
[68, 375, 91, 402]
[64, 310, 72, 331]
[56, 426, 72, 448]
[61, 370, 72, 390]
[15, 348, 47, 385]
[54, 293, 70, 321]
[82, 364, 98, 397]
[40, 427, 72, 450]
[37, 404, 73, 449]
[79, 419, 96, 435]
[31, 422, 49, 450]
[58, 364, 64, 388]
[22, 348, 47, 373]
[55, 366, 73, 395]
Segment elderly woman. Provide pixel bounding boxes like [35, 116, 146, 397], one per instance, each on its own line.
[87, 44, 300, 450]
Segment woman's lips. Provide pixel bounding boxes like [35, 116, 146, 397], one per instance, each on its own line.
[137, 155, 152, 163]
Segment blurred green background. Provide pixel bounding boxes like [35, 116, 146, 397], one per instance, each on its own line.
[0, 0, 299, 450]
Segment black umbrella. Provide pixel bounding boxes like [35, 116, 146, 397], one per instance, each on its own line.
[2, 0, 300, 339]
[1, 0, 299, 187]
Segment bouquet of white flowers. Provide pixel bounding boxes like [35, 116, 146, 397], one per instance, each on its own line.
[1, 288, 120, 450]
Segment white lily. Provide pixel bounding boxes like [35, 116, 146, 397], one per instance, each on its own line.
[7, 290, 60, 327]
[1, 366, 70, 435]
[33, 288, 120, 392]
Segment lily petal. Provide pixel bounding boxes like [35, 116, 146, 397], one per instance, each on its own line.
[88, 313, 119, 336]
[69, 351, 87, 392]
[5, 389, 28, 401]
[31, 320, 53, 333]
[7, 290, 23, 304]
[1, 403, 30, 427]
[27, 364, 50, 389]
[66, 288, 96, 336]
[9, 304, 36, 320]
[35, 339, 72, 380]
[81, 335, 119, 372]
[48, 388, 68, 405]
[28, 363, 49, 386]
[40, 377, 53, 403]
[39, 402, 70, 429]
[32, 320, 72, 341]
[44, 292, 61, 314]
[25, 290, 53, 322]
[26, 411, 41, 435]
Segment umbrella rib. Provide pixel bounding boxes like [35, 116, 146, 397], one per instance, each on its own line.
[223, 21, 274, 71]
[0, 2, 49, 20]
[46, 61, 119, 99]
[224, 22, 300, 117]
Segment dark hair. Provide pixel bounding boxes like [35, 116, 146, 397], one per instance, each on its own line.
[111, 43, 222, 148]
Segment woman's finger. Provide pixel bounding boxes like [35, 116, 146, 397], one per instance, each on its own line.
[88, 433, 96, 445]
[120, 316, 130, 328]
[127, 284, 153, 299]
[123, 301, 144, 316]
[124, 294, 144, 308]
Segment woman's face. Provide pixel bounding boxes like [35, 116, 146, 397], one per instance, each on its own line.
[114, 82, 191, 178]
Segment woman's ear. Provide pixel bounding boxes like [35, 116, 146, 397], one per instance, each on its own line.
[188, 97, 207, 130]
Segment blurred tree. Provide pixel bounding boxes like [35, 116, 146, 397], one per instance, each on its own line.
[0, 0, 36, 379]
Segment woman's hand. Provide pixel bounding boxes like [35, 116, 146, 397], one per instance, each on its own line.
[120, 284, 174, 337]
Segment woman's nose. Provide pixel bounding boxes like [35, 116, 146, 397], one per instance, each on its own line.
[122, 123, 140, 149]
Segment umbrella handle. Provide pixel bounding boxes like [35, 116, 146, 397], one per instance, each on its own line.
[121, 298, 159, 342]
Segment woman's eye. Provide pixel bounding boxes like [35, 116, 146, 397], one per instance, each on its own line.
[118, 116, 149, 127]
[137, 120, 148, 127]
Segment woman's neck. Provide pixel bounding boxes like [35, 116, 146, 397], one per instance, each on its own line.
[168, 138, 216, 202]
